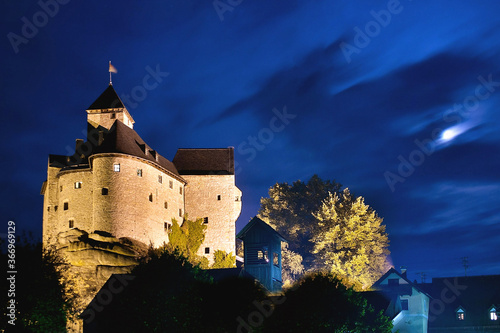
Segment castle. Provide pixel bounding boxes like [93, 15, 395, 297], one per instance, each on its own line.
[41, 83, 242, 285]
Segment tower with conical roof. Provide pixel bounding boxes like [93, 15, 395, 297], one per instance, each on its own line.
[86, 84, 135, 130]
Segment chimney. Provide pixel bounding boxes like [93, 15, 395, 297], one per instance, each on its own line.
[400, 266, 407, 278]
[75, 139, 84, 152]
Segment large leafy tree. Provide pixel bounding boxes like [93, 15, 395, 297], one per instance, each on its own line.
[263, 272, 393, 333]
[259, 175, 390, 289]
[259, 175, 342, 267]
[312, 189, 391, 290]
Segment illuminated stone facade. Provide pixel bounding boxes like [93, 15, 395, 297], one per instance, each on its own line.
[41, 84, 241, 268]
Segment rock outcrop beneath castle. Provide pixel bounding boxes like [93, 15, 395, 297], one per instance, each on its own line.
[54, 229, 148, 312]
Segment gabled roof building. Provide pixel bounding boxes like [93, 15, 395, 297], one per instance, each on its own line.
[237, 217, 286, 292]
[419, 275, 500, 332]
[369, 268, 500, 333]
[370, 267, 431, 333]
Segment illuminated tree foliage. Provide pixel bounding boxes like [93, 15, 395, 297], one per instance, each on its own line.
[281, 242, 304, 288]
[259, 175, 390, 289]
[166, 216, 209, 268]
[210, 250, 236, 269]
[259, 175, 342, 257]
[312, 189, 391, 290]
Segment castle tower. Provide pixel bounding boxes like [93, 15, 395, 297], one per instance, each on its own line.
[86, 84, 135, 130]
[42, 83, 242, 257]
[41, 84, 186, 248]
[173, 148, 242, 264]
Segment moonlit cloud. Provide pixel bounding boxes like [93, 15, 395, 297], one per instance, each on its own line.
[406, 182, 500, 235]
[437, 122, 477, 145]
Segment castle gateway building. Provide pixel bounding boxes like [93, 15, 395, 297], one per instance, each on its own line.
[41, 84, 241, 262]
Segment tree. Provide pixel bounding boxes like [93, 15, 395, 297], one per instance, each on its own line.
[259, 175, 342, 262]
[166, 216, 209, 268]
[259, 175, 390, 288]
[312, 189, 390, 290]
[0, 236, 77, 333]
[88, 248, 268, 333]
[281, 242, 304, 288]
[263, 272, 392, 333]
[89, 248, 212, 332]
[210, 250, 236, 269]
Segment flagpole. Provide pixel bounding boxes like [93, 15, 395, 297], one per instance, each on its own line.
[109, 61, 112, 85]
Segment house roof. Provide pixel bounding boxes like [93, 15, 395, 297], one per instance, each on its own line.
[236, 217, 287, 242]
[87, 84, 124, 109]
[94, 121, 181, 177]
[372, 268, 432, 299]
[172, 148, 235, 175]
[418, 275, 500, 328]
[206, 267, 256, 281]
[49, 120, 182, 180]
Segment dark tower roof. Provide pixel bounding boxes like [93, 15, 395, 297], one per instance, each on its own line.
[87, 84, 124, 109]
[49, 120, 182, 181]
[92, 121, 181, 177]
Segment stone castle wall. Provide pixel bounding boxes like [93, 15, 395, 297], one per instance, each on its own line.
[183, 174, 242, 263]
[58, 168, 94, 233]
[43, 153, 186, 248]
[43, 165, 62, 245]
[91, 154, 185, 247]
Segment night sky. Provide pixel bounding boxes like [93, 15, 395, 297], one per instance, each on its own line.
[2, 1, 500, 283]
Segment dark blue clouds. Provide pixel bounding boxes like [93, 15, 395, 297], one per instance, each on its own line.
[1, 0, 499, 281]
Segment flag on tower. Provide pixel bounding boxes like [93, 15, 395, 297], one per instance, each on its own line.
[109, 62, 118, 73]
[109, 61, 117, 85]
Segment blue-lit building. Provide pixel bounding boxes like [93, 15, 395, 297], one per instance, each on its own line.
[237, 217, 286, 293]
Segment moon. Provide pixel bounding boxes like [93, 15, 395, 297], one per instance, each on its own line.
[441, 128, 459, 141]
